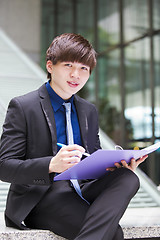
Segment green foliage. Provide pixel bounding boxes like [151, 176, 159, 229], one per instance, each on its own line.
[98, 98, 133, 144]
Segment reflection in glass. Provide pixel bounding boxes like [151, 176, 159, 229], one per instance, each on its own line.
[77, 0, 94, 44]
[98, 51, 124, 144]
[153, 0, 160, 29]
[125, 38, 151, 146]
[57, 0, 73, 34]
[98, 0, 119, 52]
[124, 0, 149, 42]
[154, 35, 160, 139]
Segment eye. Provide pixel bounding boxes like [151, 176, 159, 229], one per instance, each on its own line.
[64, 63, 72, 67]
[81, 66, 89, 71]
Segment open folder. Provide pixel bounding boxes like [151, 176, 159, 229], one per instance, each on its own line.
[54, 142, 160, 181]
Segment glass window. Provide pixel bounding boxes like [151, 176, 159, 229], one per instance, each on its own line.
[98, 50, 122, 144]
[57, 0, 73, 34]
[76, 0, 94, 44]
[123, 0, 149, 42]
[153, 0, 160, 29]
[98, 0, 119, 52]
[124, 38, 151, 147]
[154, 35, 160, 139]
[41, 0, 56, 71]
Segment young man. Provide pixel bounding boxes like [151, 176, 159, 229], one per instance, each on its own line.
[0, 33, 147, 240]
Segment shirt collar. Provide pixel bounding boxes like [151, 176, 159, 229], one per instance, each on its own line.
[46, 81, 75, 112]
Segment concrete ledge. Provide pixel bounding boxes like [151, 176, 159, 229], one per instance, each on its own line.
[1, 212, 160, 239]
[0, 229, 65, 240]
[0, 225, 160, 239]
[123, 226, 160, 239]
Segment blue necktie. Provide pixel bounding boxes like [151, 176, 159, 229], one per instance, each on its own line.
[63, 102, 89, 204]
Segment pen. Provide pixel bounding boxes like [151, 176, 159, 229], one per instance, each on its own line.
[57, 143, 90, 157]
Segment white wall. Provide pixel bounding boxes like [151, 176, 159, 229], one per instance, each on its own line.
[0, 0, 41, 63]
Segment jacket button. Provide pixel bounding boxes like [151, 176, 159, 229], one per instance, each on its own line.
[33, 179, 45, 185]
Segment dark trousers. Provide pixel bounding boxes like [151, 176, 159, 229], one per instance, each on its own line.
[24, 168, 140, 240]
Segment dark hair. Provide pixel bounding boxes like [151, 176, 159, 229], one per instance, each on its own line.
[46, 33, 97, 79]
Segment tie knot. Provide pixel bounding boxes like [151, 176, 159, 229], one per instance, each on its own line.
[63, 102, 71, 112]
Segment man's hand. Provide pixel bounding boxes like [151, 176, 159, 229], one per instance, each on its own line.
[49, 144, 85, 173]
[115, 155, 148, 171]
[107, 155, 148, 172]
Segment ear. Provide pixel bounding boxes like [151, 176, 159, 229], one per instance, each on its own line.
[46, 60, 53, 73]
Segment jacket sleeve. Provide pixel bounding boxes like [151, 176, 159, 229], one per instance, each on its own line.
[0, 98, 53, 186]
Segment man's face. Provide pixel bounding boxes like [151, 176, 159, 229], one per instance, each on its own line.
[46, 61, 90, 100]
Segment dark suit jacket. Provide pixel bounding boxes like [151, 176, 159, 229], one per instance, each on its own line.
[0, 83, 101, 229]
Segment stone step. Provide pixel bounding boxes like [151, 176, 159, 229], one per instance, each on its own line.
[0, 226, 159, 239]
[129, 202, 158, 208]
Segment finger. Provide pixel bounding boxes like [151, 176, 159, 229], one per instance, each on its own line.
[129, 158, 137, 170]
[136, 155, 148, 166]
[121, 160, 129, 168]
[65, 144, 85, 153]
[106, 167, 116, 172]
[61, 162, 80, 172]
[69, 150, 83, 158]
[63, 150, 83, 159]
[59, 148, 83, 158]
[141, 155, 148, 161]
[64, 156, 81, 164]
[114, 162, 122, 168]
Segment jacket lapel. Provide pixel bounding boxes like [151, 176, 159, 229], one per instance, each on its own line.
[38, 85, 89, 154]
[74, 95, 89, 153]
[38, 84, 57, 155]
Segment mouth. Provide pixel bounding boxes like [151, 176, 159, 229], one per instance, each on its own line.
[67, 81, 79, 88]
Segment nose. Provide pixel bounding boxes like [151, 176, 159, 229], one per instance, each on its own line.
[70, 68, 80, 79]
